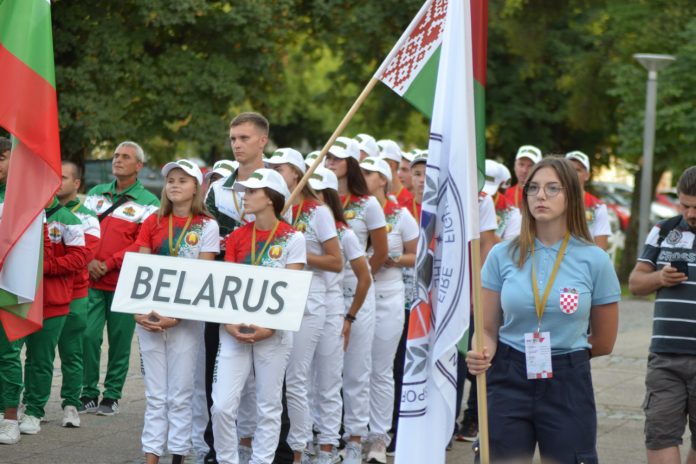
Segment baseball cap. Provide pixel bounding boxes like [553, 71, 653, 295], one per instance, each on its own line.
[355, 134, 379, 158]
[265, 148, 306, 174]
[565, 150, 590, 172]
[402, 149, 420, 164]
[204, 159, 238, 181]
[161, 159, 203, 185]
[410, 151, 428, 168]
[515, 145, 542, 164]
[483, 159, 510, 196]
[233, 168, 291, 201]
[328, 137, 360, 161]
[308, 166, 339, 192]
[377, 139, 402, 164]
[360, 156, 393, 182]
[304, 150, 322, 168]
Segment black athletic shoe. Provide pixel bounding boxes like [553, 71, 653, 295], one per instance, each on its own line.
[95, 398, 119, 416]
[77, 396, 98, 414]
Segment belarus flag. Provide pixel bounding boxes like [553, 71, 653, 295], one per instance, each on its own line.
[0, 0, 62, 340]
[375, 1, 488, 462]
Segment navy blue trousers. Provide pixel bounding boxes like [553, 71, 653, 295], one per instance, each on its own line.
[487, 343, 598, 464]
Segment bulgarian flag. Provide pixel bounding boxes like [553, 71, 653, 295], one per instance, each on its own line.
[375, 1, 489, 462]
[375, 0, 487, 189]
[0, 0, 62, 340]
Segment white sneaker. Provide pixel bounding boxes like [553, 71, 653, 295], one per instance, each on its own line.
[343, 442, 362, 464]
[0, 420, 20, 444]
[238, 444, 252, 464]
[366, 438, 387, 464]
[19, 415, 41, 435]
[62, 405, 81, 428]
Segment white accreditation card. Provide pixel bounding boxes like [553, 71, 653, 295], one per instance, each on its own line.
[524, 331, 553, 379]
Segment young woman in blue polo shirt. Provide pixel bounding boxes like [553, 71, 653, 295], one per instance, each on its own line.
[467, 157, 620, 463]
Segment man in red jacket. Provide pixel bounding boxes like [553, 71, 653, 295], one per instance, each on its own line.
[81, 142, 159, 416]
[56, 161, 100, 428]
[19, 197, 89, 435]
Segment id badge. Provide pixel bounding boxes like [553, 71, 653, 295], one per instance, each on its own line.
[524, 331, 553, 379]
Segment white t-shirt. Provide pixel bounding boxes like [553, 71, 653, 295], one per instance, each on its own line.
[325, 224, 364, 315]
[342, 194, 387, 252]
[291, 200, 338, 292]
[373, 203, 419, 283]
[479, 193, 497, 233]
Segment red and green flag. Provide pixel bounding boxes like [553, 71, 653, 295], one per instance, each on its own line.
[0, 0, 62, 340]
[375, 0, 488, 189]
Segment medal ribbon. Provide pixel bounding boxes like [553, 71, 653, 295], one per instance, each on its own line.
[233, 191, 247, 224]
[531, 232, 570, 332]
[70, 201, 81, 213]
[251, 220, 280, 266]
[168, 214, 193, 256]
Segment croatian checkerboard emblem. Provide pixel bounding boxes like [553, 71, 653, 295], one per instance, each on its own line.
[560, 288, 579, 314]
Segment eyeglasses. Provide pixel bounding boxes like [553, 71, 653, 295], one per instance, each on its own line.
[524, 183, 564, 198]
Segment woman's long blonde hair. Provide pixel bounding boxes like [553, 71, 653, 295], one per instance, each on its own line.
[157, 168, 212, 220]
[510, 156, 592, 267]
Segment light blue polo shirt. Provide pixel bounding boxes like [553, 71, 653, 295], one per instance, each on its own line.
[482, 236, 621, 355]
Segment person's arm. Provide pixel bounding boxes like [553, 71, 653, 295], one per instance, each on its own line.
[307, 237, 343, 273]
[343, 256, 372, 351]
[480, 230, 500, 265]
[385, 237, 417, 268]
[466, 288, 502, 375]
[588, 302, 619, 357]
[368, 226, 388, 274]
[628, 261, 687, 296]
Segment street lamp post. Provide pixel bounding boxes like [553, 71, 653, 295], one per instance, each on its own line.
[634, 53, 675, 254]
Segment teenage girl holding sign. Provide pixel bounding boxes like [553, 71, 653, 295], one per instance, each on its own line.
[466, 157, 620, 462]
[134, 159, 220, 464]
[211, 168, 306, 464]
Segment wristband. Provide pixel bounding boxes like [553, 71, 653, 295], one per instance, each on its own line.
[344, 313, 357, 323]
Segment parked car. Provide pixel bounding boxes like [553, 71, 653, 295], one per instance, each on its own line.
[83, 159, 164, 196]
[590, 181, 679, 229]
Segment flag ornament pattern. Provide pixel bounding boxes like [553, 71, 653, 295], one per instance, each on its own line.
[0, 0, 62, 340]
[378, 0, 447, 96]
[391, 1, 481, 463]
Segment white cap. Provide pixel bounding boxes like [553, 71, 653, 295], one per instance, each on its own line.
[328, 137, 360, 161]
[499, 163, 512, 188]
[410, 151, 428, 168]
[308, 166, 339, 192]
[204, 159, 238, 181]
[360, 156, 392, 182]
[233, 168, 291, 201]
[377, 139, 402, 164]
[402, 149, 420, 163]
[515, 145, 542, 164]
[565, 150, 590, 172]
[355, 134, 379, 158]
[304, 150, 322, 168]
[265, 148, 306, 174]
[162, 159, 203, 185]
[483, 159, 510, 196]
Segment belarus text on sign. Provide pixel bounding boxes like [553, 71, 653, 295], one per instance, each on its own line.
[112, 252, 312, 331]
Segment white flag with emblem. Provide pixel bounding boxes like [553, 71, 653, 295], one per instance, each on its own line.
[394, 0, 480, 463]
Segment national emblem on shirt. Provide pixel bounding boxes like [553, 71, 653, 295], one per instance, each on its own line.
[123, 206, 136, 217]
[268, 245, 283, 260]
[560, 288, 579, 314]
[48, 225, 62, 242]
[185, 231, 200, 247]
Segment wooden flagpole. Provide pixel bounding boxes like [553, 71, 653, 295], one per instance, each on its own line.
[281, 77, 379, 214]
[470, 238, 490, 463]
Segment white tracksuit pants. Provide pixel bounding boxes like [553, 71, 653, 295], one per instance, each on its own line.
[369, 279, 406, 441]
[191, 322, 209, 457]
[286, 290, 326, 451]
[211, 328, 293, 464]
[137, 320, 201, 456]
[342, 277, 375, 438]
[310, 288, 345, 446]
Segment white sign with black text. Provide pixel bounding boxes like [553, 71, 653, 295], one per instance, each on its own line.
[112, 252, 312, 331]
